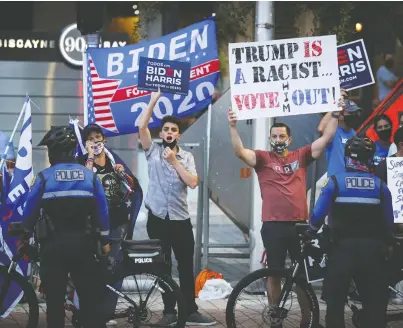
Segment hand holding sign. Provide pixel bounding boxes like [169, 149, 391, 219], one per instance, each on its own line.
[228, 108, 238, 128]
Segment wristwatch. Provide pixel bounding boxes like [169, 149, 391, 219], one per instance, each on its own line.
[332, 112, 341, 119]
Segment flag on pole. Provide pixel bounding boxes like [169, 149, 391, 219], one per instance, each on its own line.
[0, 98, 33, 318]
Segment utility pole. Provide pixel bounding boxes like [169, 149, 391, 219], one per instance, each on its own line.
[249, 1, 275, 273]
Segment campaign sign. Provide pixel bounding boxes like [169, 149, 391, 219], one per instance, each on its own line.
[85, 17, 219, 137]
[387, 157, 403, 223]
[138, 57, 191, 95]
[338, 39, 374, 91]
[229, 35, 341, 120]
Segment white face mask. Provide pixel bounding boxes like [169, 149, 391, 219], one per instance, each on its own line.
[93, 141, 104, 155]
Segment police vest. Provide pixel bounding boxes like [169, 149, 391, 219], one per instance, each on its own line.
[37, 163, 99, 232]
[329, 172, 388, 241]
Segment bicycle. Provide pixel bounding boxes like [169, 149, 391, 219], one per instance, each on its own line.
[226, 223, 403, 328]
[226, 223, 322, 328]
[0, 222, 187, 328]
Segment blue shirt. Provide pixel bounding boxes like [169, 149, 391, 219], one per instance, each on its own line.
[326, 126, 356, 176]
[374, 141, 390, 166]
[377, 65, 396, 101]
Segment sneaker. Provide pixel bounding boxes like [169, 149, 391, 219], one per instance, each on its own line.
[106, 320, 118, 326]
[152, 313, 177, 327]
[391, 297, 403, 305]
[186, 312, 216, 326]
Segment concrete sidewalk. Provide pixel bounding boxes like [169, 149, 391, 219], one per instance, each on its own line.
[3, 296, 403, 327]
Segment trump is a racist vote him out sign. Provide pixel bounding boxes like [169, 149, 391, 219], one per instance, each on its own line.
[229, 35, 341, 120]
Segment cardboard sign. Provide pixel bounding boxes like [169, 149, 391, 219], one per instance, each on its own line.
[228, 35, 340, 120]
[386, 157, 403, 223]
[138, 57, 191, 95]
[338, 39, 374, 91]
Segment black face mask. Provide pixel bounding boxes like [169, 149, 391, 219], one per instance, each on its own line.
[344, 115, 362, 130]
[376, 128, 392, 141]
[385, 59, 394, 70]
[270, 138, 290, 154]
[162, 138, 177, 150]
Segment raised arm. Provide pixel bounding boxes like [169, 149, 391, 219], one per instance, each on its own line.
[311, 92, 347, 159]
[228, 108, 257, 167]
[318, 112, 333, 135]
[138, 90, 161, 150]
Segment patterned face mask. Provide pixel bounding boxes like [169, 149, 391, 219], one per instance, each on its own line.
[270, 138, 290, 154]
[93, 141, 105, 155]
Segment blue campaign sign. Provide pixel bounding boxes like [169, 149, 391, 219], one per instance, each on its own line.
[138, 57, 191, 96]
[85, 17, 219, 136]
[338, 39, 375, 91]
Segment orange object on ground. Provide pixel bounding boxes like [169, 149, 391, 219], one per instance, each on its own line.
[195, 269, 223, 297]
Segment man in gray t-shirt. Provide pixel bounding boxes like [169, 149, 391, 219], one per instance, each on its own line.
[138, 90, 216, 326]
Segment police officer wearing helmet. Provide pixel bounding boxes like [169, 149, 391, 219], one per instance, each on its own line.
[309, 135, 393, 328]
[22, 126, 110, 328]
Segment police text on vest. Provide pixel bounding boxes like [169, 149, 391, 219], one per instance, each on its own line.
[55, 169, 85, 182]
[345, 177, 375, 189]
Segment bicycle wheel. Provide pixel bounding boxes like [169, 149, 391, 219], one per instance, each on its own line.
[226, 268, 320, 328]
[0, 265, 39, 328]
[71, 266, 187, 328]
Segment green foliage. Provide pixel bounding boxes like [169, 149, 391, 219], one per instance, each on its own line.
[298, 2, 356, 44]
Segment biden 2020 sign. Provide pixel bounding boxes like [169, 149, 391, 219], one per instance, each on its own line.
[337, 39, 374, 91]
[138, 57, 191, 95]
[85, 17, 219, 136]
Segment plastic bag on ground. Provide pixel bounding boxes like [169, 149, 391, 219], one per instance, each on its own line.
[198, 278, 233, 300]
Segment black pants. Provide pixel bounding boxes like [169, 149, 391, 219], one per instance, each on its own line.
[40, 232, 105, 328]
[147, 212, 197, 315]
[101, 223, 127, 322]
[324, 238, 389, 328]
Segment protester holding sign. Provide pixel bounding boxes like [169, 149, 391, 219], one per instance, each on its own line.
[318, 93, 363, 176]
[138, 90, 216, 326]
[227, 92, 344, 325]
[373, 114, 393, 166]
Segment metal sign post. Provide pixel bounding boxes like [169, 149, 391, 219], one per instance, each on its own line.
[249, 1, 275, 273]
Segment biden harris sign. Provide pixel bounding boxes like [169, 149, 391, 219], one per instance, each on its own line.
[138, 57, 191, 95]
[85, 17, 220, 136]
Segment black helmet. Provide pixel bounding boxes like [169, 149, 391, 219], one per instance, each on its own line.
[38, 126, 77, 151]
[345, 136, 376, 163]
[82, 123, 104, 142]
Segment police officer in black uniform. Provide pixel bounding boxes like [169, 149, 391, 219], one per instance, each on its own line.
[22, 126, 110, 328]
[308, 136, 394, 328]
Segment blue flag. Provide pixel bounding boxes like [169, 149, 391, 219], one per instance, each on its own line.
[0, 98, 33, 318]
[85, 17, 219, 137]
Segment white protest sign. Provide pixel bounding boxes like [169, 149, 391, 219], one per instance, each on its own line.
[387, 157, 403, 223]
[228, 35, 341, 120]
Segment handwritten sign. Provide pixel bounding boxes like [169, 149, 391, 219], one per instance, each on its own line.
[228, 35, 341, 120]
[386, 157, 403, 223]
[338, 39, 374, 91]
[138, 57, 191, 95]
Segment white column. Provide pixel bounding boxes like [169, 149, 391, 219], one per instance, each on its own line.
[249, 1, 275, 273]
